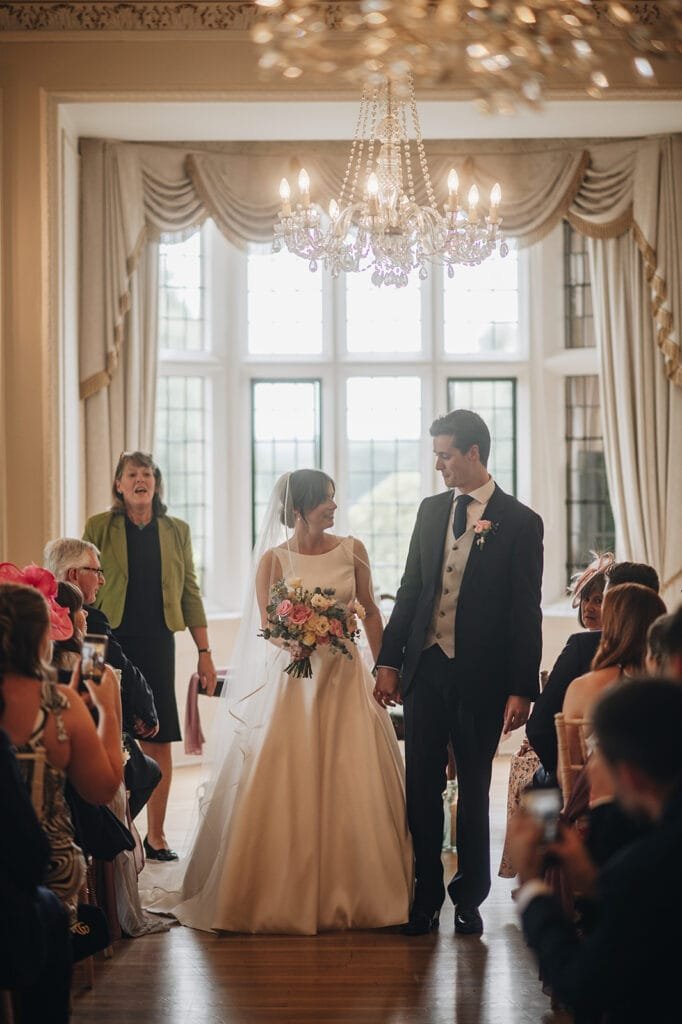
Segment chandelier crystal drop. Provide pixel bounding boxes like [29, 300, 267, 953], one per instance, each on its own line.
[273, 76, 507, 287]
[253, 1, 682, 112]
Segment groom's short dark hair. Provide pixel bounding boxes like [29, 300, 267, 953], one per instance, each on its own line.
[430, 410, 491, 466]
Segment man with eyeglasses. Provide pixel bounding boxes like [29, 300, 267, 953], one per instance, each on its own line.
[44, 538, 161, 817]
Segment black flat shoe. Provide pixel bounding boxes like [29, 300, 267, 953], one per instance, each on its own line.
[401, 910, 440, 936]
[454, 905, 483, 935]
[143, 837, 179, 862]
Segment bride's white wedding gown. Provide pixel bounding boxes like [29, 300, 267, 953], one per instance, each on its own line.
[149, 538, 413, 934]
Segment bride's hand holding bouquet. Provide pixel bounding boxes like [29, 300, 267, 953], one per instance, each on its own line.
[260, 577, 364, 678]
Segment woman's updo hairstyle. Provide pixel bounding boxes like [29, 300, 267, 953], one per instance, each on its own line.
[0, 583, 52, 714]
[279, 469, 335, 528]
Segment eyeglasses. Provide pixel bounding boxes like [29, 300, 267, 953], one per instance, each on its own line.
[76, 566, 105, 579]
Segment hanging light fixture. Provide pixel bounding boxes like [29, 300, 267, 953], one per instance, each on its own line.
[274, 75, 506, 286]
[253, 1, 682, 113]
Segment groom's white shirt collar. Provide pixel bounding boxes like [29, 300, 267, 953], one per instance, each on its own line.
[452, 475, 496, 529]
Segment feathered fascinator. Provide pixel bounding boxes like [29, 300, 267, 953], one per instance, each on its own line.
[0, 562, 74, 641]
[569, 551, 615, 609]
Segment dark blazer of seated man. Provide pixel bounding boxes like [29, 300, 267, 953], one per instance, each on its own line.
[510, 678, 682, 1024]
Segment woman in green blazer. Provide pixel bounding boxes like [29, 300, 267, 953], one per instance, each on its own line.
[84, 451, 217, 861]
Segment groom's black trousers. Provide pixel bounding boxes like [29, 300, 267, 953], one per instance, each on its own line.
[403, 644, 506, 913]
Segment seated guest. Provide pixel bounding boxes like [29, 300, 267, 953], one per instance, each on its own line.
[45, 538, 161, 818]
[527, 558, 659, 776]
[646, 606, 682, 680]
[0, 728, 71, 1024]
[562, 583, 667, 769]
[52, 580, 88, 680]
[604, 560, 660, 593]
[499, 552, 612, 878]
[0, 578, 124, 923]
[510, 678, 682, 1024]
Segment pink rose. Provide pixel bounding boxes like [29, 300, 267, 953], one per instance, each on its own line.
[328, 618, 344, 638]
[317, 633, 330, 645]
[276, 599, 293, 617]
[289, 603, 313, 626]
[474, 519, 492, 534]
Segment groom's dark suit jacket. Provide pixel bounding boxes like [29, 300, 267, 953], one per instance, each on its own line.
[379, 484, 543, 706]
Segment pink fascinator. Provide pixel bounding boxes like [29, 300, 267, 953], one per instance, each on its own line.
[0, 562, 74, 641]
[569, 551, 615, 608]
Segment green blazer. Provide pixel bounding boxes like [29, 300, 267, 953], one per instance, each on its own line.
[83, 511, 207, 633]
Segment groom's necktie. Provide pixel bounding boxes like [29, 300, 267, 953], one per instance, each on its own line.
[453, 494, 474, 540]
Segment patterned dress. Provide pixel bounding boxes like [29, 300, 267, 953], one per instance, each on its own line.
[15, 680, 86, 924]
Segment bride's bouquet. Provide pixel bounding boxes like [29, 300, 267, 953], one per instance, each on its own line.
[260, 577, 365, 678]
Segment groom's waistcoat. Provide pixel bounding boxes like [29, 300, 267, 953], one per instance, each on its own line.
[423, 503, 476, 660]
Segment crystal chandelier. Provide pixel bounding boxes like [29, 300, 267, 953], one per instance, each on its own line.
[274, 75, 506, 286]
[253, 1, 682, 113]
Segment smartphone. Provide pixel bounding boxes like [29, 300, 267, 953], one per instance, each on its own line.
[520, 787, 562, 843]
[80, 634, 108, 685]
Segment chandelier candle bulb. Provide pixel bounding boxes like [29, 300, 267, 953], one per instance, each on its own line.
[279, 177, 292, 217]
[468, 183, 479, 220]
[298, 168, 311, 207]
[489, 182, 501, 223]
[446, 168, 459, 212]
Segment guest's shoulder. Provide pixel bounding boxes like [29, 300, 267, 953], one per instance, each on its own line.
[83, 510, 115, 540]
[84, 603, 111, 632]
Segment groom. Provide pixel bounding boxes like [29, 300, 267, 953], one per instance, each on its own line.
[375, 409, 543, 936]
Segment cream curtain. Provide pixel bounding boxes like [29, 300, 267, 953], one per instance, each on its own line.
[80, 136, 682, 603]
[589, 232, 682, 605]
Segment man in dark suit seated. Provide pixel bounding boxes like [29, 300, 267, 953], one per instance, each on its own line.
[44, 537, 161, 817]
[527, 560, 661, 778]
[510, 678, 682, 1024]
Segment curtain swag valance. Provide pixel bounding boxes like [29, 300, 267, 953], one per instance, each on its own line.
[79, 134, 682, 401]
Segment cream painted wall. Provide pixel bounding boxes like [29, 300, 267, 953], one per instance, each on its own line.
[0, 32, 342, 566]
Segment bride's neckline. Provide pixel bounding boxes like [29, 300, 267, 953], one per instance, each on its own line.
[276, 538, 345, 557]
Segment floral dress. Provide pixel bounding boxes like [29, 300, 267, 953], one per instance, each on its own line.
[15, 680, 86, 924]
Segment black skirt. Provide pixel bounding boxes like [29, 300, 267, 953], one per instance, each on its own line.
[115, 631, 180, 743]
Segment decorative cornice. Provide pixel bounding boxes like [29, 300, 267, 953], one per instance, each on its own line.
[0, 2, 257, 31]
[0, 1, 668, 33]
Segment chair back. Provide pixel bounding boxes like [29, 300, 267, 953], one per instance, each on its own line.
[14, 748, 47, 816]
[554, 711, 590, 805]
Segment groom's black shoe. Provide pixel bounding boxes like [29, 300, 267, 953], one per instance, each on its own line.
[454, 905, 483, 935]
[401, 909, 440, 936]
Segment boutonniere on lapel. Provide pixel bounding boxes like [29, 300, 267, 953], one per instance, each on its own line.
[473, 519, 499, 549]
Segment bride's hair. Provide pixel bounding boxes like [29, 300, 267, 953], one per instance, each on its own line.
[279, 469, 335, 527]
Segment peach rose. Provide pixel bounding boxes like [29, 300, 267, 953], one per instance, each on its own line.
[328, 618, 344, 638]
[290, 604, 313, 626]
[275, 599, 293, 617]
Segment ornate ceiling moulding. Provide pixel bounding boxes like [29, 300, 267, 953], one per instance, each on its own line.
[0, 2, 257, 32]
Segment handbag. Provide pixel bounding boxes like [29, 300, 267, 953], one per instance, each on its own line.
[65, 783, 136, 861]
[70, 902, 110, 962]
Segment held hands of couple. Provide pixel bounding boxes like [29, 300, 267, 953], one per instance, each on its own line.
[373, 666, 402, 709]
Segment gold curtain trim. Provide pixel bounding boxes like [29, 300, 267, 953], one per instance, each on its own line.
[633, 220, 682, 387]
[80, 224, 147, 400]
[566, 205, 634, 240]
[519, 150, 591, 249]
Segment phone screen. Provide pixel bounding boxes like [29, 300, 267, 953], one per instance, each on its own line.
[520, 788, 562, 843]
[81, 633, 108, 685]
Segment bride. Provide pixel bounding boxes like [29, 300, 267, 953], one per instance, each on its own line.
[147, 469, 413, 934]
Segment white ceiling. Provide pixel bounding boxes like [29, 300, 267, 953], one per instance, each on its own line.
[60, 97, 682, 141]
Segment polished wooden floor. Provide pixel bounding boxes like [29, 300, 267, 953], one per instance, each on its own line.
[71, 758, 571, 1024]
